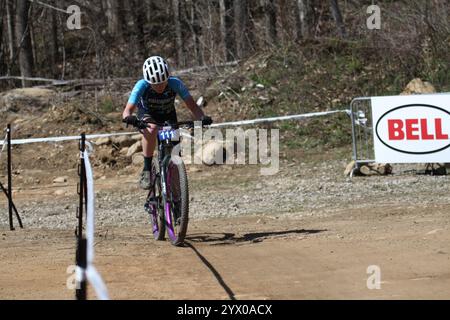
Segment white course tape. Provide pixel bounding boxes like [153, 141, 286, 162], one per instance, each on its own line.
[82, 144, 110, 300]
[209, 110, 349, 128]
[0, 109, 350, 145]
[0, 131, 136, 145]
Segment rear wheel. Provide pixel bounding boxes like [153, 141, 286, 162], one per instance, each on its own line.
[165, 156, 189, 246]
[146, 157, 165, 240]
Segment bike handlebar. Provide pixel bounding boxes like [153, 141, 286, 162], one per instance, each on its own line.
[141, 118, 197, 128]
[123, 115, 212, 130]
[126, 118, 210, 131]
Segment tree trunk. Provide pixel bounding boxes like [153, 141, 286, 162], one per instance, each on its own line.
[0, 1, 4, 73]
[262, 0, 277, 46]
[15, 0, 34, 87]
[186, 0, 202, 65]
[145, 0, 153, 26]
[234, 0, 248, 58]
[49, 2, 59, 77]
[6, 0, 15, 63]
[172, 0, 184, 67]
[106, 0, 122, 37]
[219, 0, 235, 61]
[29, 14, 37, 70]
[296, 0, 315, 40]
[329, 0, 346, 38]
[132, 0, 146, 55]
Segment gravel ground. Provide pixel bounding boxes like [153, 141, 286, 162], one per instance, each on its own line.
[1, 160, 449, 230]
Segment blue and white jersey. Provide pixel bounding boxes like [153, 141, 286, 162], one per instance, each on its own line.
[127, 76, 191, 114]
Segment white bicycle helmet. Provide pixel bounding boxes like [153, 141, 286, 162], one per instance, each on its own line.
[143, 56, 169, 84]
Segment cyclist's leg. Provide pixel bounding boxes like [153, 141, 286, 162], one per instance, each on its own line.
[137, 107, 158, 157]
[138, 108, 178, 189]
[137, 108, 158, 189]
[141, 126, 158, 157]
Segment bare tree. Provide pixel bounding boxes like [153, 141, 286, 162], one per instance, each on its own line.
[15, 0, 34, 87]
[262, 0, 277, 45]
[131, 0, 147, 55]
[49, 1, 59, 77]
[296, 0, 315, 39]
[276, 0, 295, 44]
[219, 0, 234, 61]
[329, 0, 346, 38]
[6, 0, 15, 63]
[185, 0, 202, 65]
[0, 1, 4, 73]
[106, 0, 122, 37]
[145, 0, 152, 25]
[234, 0, 248, 58]
[172, 0, 184, 67]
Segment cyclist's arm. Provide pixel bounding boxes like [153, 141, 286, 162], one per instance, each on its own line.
[169, 77, 205, 120]
[123, 79, 148, 119]
[122, 102, 137, 119]
[183, 96, 205, 120]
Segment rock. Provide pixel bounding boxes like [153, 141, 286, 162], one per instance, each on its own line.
[127, 141, 142, 157]
[332, 98, 341, 107]
[111, 135, 134, 148]
[0, 88, 56, 112]
[400, 78, 436, 95]
[54, 189, 65, 196]
[53, 176, 68, 184]
[194, 140, 227, 165]
[94, 137, 111, 146]
[256, 83, 265, 90]
[10, 88, 55, 98]
[131, 134, 142, 142]
[132, 153, 144, 166]
[97, 148, 114, 163]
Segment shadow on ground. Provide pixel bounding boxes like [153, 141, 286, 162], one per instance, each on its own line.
[185, 229, 326, 246]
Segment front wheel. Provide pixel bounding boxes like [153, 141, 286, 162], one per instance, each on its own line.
[165, 156, 189, 246]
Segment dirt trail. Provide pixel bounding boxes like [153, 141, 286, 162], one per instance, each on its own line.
[1, 206, 449, 300]
[1, 156, 450, 299]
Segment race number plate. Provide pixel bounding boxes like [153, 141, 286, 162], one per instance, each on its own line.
[158, 129, 178, 141]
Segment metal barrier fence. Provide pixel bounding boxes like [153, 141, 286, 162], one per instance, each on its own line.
[350, 97, 375, 172]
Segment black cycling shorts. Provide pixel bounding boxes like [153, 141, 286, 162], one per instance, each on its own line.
[137, 107, 178, 126]
[137, 108, 181, 149]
